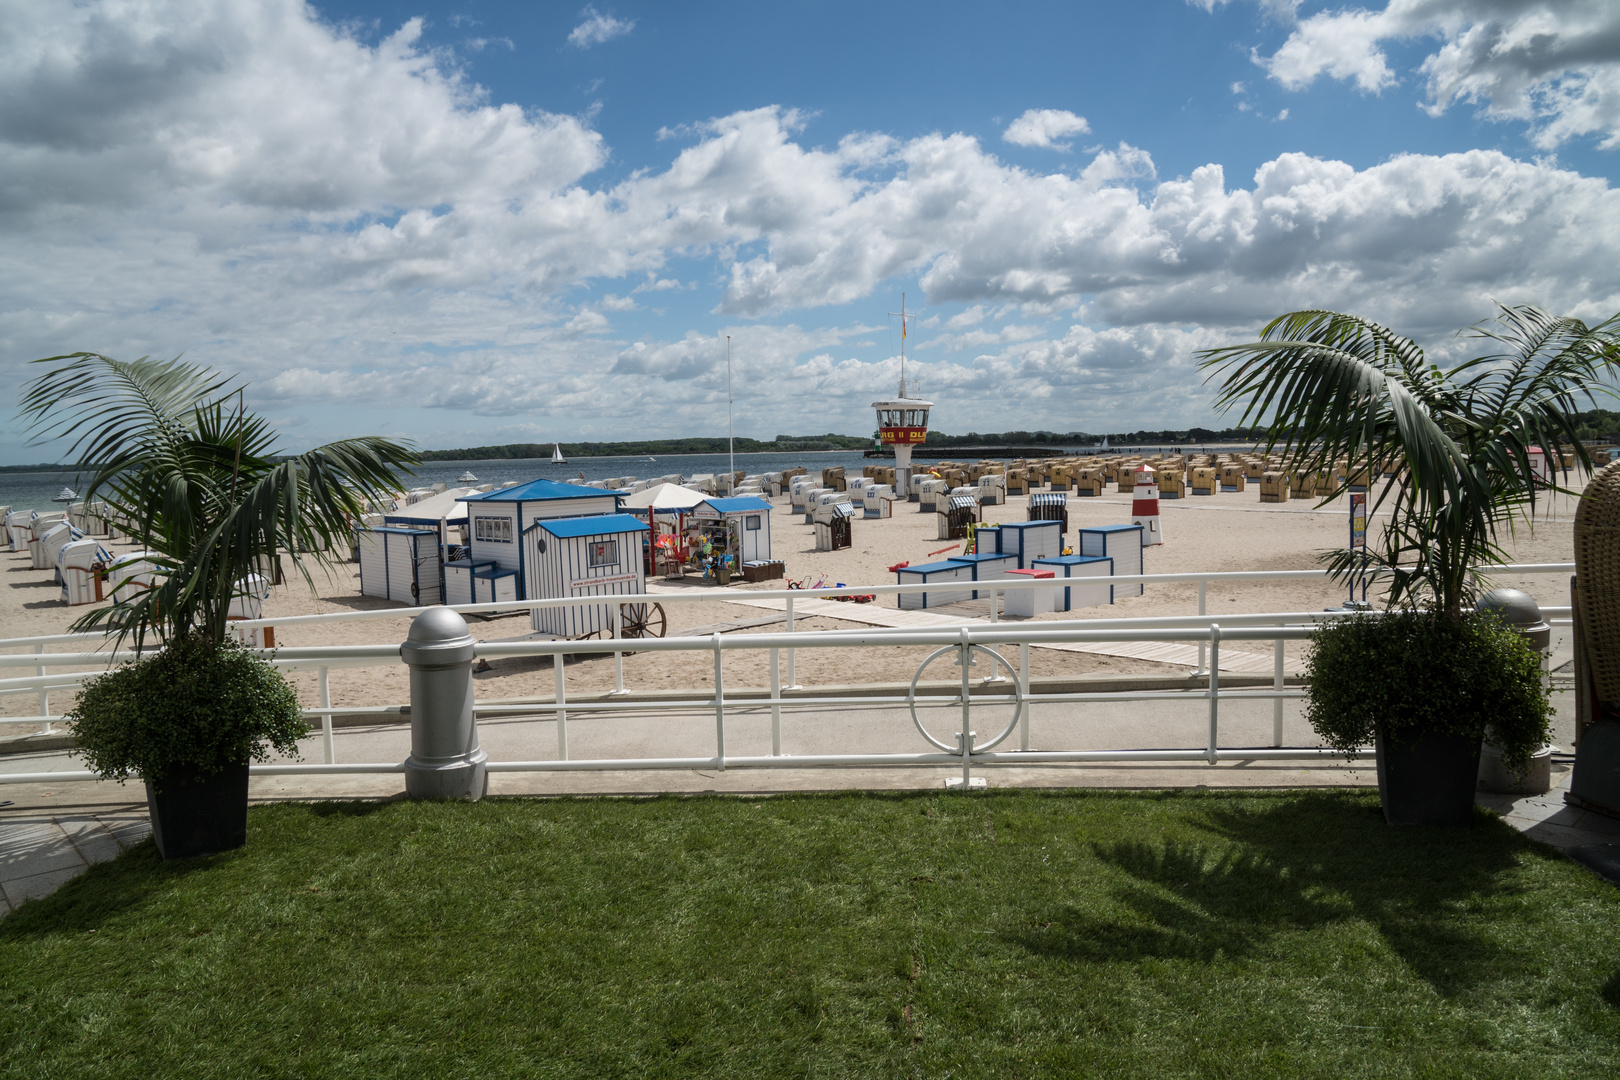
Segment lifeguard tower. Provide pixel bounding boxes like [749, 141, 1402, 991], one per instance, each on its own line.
[872, 294, 934, 494]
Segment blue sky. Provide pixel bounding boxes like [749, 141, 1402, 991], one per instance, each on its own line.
[3, 0, 1620, 462]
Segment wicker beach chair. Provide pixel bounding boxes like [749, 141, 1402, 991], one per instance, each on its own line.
[1569, 461, 1620, 817]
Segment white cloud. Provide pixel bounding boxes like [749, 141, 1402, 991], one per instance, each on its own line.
[1245, 0, 1620, 148]
[2, 0, 1619, 453]
[567, 6, 635, 49]
[1002, 108, 1091, 149]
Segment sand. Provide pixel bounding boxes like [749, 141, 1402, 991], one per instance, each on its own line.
[0, 483, 1581, 728]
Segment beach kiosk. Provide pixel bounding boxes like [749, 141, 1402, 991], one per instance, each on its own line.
[357, 526, 444, 605]
[523, 514, 649, 637]
[456, 479, 621, 601]
[1079, 524, 1144, 597]
[694, 496, 775, 572]
[622, 482, 708, 576]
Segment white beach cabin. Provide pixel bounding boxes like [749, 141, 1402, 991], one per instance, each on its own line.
[523, 514, 649, 637]
[456, 479, 622, 601]
[356, 526, 444, 605]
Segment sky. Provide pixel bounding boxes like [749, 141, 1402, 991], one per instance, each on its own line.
[4, 0, 1620, 462]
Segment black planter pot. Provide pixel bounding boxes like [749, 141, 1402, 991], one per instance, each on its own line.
[1375, 729, 1483, 828]
[144, 762, 250, 859]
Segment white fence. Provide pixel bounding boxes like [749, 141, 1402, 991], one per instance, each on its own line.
[0, 563, 1576, 788]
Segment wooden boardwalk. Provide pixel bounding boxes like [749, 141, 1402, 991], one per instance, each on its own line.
[649, 586, 1281, 674]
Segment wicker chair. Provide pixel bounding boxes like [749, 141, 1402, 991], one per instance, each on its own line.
[1571, 460, 1620, 816]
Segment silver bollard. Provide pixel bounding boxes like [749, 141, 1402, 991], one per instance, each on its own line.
[401, 607, 488, 800]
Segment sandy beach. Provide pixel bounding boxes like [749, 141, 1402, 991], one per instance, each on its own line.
[0, 478, 1581, 727]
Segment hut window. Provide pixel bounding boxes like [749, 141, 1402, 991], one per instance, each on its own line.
[745, 515, 761, 531]
[588, 539, 619, 568]
[474, 516, 512, 543]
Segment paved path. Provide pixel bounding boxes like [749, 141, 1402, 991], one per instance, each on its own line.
[0, 806, 150, 915]
[659, 585, 1282, 674]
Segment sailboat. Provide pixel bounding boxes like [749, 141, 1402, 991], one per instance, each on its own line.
[552, 442, 567, 464]
[1101, 436, 1110, 451]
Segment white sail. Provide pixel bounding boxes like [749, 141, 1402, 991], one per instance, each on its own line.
[552, 442, 567, 464]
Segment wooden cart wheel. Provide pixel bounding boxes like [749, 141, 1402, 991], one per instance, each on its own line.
[618, 601, 667, 639]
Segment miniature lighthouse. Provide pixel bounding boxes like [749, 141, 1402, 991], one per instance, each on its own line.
[1131, 464, 1163, 546]
[872, 294, 934, 494]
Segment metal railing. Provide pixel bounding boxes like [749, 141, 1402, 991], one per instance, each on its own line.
[0, 559, 1577, 788]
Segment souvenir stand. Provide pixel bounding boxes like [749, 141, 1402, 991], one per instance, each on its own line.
[456, 478, 621, 601]
[621, 482, 708, 577]
[523, 514, 649, 637]
[690, 501, 777, 582]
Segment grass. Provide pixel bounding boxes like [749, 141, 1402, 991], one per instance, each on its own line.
[2, 788, 1619, 1078]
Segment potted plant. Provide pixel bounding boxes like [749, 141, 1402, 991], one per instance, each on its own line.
[1200, 304, 1620, 825]
[22, 352, 415, 857]
[1305, 608, 1551, 826]
[68, 634, 307, 858]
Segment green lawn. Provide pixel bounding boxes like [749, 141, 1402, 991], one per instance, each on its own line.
[3, 789, 1618, 1078]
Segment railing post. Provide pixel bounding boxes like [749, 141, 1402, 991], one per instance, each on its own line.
[713, 633, 726, 769]
[1207, 624, 1221, 765]
[770, 646, 782, 756]
[1194, 578, 1208, 676]
[989, 587, 998, 623]
[785, 595, 799, 688]
[1273, 638, 1285, 747]
[1019, 641, 1031, 752]
[35, 643, 50, 735]
[959, 627, 972, 788]
[554, 651, 568, 760]
[319, 665, 334, 764]
[610, 605, 626, 695]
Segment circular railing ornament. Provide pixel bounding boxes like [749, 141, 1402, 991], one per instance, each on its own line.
[907, 644, 1024, 754]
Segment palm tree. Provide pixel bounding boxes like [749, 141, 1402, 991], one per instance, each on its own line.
[1198, 304, 1620, 617]
[21, 353, 418, 646]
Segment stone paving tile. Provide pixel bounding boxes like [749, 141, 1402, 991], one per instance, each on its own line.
[55, 815, 122, 865]
[2, 865, 85, 909]
[0, 819, 85, 880]
[98, 813, 151, 851]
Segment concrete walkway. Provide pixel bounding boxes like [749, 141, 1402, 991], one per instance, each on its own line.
[0, 806, 150, 915]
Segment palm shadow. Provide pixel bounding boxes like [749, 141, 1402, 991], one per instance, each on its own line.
[1009, 791, 1534, 997]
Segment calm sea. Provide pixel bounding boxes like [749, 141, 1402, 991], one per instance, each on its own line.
[0, 451, 873, 513]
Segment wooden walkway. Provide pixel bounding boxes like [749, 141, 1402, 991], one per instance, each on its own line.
[648, 586, 1281, 674]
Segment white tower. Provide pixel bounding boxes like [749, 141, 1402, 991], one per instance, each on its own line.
[1131, 464, 1163, 546]
[872, 294, 932, 493]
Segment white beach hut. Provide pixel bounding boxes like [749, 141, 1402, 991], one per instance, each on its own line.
[356, 526, 444, 605]
[456, 479, 622, 601]
[1031, 554, 1115, 610]
[523, 514, 649, 637]
[1078, 524, 1144, 597]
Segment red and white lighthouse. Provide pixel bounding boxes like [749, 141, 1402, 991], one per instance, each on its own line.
[1131, 464, 1163, 546]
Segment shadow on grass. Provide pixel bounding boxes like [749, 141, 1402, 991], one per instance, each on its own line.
[1010, 790, 1533, 998]
[304, 800, 398, 819]
[0, 839, 224, 938]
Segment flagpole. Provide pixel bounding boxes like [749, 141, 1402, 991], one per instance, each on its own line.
[726, 335, 735, 492]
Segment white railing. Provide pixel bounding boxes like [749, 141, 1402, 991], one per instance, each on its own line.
[0, 561, 1577, 789]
